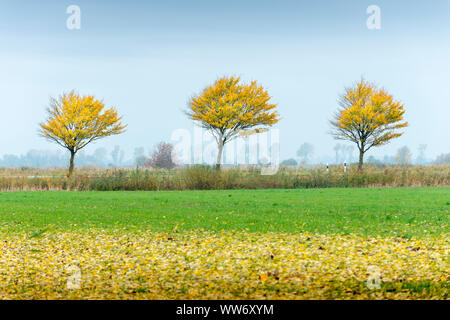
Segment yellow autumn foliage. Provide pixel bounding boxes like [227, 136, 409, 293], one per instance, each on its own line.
[330, 79, 408, 169]
[187, 76, 280, 167]
[39, 91, 126, 176]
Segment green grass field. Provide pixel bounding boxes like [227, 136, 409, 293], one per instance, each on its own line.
[0, 187, 448, 237]
[0, 187, 448, 299]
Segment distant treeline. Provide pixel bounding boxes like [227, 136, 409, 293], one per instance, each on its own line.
[1, 147, 449, 168]
[0, 147, 132, 168]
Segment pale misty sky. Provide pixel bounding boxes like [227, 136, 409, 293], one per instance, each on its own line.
[0, 0, 449, 164]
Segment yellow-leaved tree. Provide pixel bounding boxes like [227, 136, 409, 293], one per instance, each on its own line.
[39, 91, 127, 177]
[330, 79, 408, 170]
[186, 76, 280, 169]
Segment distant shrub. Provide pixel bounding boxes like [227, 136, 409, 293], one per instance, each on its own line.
[280, 158, 298, 166]
[146, 142, 177, 170]
[434, 153, 450, 165]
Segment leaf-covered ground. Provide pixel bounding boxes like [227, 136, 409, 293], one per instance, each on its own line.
[0, 188, 448, 299]
[0, 231, 448, 299]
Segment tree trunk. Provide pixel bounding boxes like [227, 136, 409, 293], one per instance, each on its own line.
[358, 148, 364, 171]
[68, 150, 75, 178]
[216, 139, 224, 170]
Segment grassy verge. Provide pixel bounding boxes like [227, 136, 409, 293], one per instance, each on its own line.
[0, 165, 449, 191]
